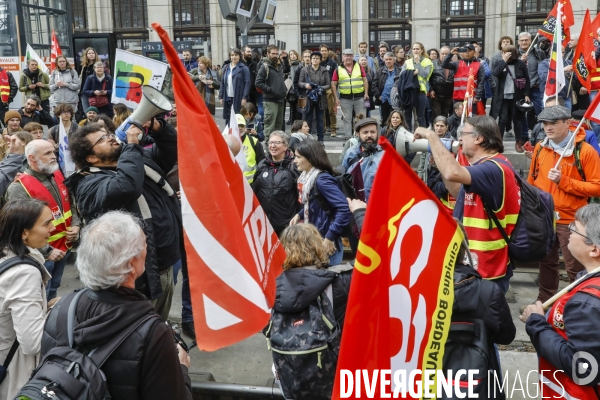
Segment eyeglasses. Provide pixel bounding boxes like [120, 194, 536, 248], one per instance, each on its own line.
[92, 133, 116, 148]
[569, 222, 593, 243]
[458, 130, 477, 138]
[268, 141, 284, 146]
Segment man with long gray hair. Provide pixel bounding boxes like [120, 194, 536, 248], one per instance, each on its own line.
[41, 211, 193, 400]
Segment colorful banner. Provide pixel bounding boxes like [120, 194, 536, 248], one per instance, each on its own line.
[58, 120, 76, 177]
[543, 2, 566, 104]
[538, 0, 574, 47]
[333, 137, 463, 399]
[154, 22, 286, 351]
[112, 49, 168, 109]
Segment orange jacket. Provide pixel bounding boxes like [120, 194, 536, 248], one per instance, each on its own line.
[528, 128, 600, 224]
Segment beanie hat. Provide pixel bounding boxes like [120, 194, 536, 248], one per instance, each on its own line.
[86, 106, 99, 113]
[4, 110, 21, 124]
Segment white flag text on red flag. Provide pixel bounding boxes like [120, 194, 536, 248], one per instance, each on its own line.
[51, 30, 62, 72]
[153, 22, 286, 351]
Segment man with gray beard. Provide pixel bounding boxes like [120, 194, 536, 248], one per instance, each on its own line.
[5, 139, 81, 300]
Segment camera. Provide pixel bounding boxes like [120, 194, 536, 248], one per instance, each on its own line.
[165, 320, 196, 353]
[457, 47, 468, 53]
[247, 123, 255, 131]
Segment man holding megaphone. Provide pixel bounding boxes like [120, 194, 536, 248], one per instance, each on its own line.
[414, 116, 520, 294]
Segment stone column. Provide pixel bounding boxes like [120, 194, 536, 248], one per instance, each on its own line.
[351, 0, 369, 51]
[209, 1, 238, 63]
[272, 0, 301, 52]
[87, 0, 114, 33]
[412, 1, 441, 49]
[485, 0, 516, 58]
[147, 0, 173, 41]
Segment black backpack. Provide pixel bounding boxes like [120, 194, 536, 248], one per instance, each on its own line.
[0, 256, 43, 385]
[16, 289, 158, 400]
[310, 172, 356, 238]
[482, 159, 556, 263]
[264, 293, 341, 400]
[441, 279, 497, 400]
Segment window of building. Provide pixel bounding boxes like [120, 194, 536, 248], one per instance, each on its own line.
[113, 0, 148, 29]
[20, 0, 71, 56]
[368, 25, 411, 55]
[441, 0, 484, 16]
[440, 22, 484, 49]
[368, 0, 410, 19]
[516, 0, 554, 13]
[173, 0, 209, 26]
[72, 0, 87, 31]
[300, 26, 342, 52]
[300, 0, 341, 22]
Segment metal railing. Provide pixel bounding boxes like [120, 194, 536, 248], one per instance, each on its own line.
[190, 373, 284, 400]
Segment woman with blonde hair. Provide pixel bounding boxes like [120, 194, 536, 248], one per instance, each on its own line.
[79, 47, 101, 112]
[112, 103, 131, 126]
[402, 42, 433, 130]
[266, 223, 352, 400]
[190, 56, 220, 116]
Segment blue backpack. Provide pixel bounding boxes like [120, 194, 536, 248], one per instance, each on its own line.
[482, 159, 556, 263]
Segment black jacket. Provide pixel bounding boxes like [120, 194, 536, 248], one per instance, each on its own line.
[441, 55, 486, 100]
[396, 69, 419, 108]
[255, 60, 288, 103]
[373, 65, 401, 102]
[244, 57, 258, 103]
[19, 107, 55, 128]
[452, 263, 516, 396]
[320, 57, 338, 81]
[251, 150, 300, 235]
[490, 59, 531, 118]
[429, 59, 455, 99]
[447, 113, 461, 139]
[41, 287, 192, 400]
[274, 266, 352, 329]
[64, 121, 180, 300]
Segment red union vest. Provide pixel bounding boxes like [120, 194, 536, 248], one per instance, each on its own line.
[0, 69, 11, 103]
[439, 193, 456, 214]
[539, 275, 600, 399]
[461, 155, 520, 279]
[17, 171, 73, 252]
[453, 60, 480, 101]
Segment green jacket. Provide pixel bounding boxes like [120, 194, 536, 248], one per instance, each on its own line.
[18, 69, 51, 101]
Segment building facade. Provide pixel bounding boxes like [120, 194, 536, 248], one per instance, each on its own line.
[73, 0, 596, 63]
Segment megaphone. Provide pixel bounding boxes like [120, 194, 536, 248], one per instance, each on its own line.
[394, 127, 460, 156]
[115, 85, 173, 143]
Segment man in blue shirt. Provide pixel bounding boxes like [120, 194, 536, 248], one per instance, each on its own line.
[373, 52, 401, 126]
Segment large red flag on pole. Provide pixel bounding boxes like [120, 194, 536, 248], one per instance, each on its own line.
[538, 0, 574, 47]
[153, 22, 286, 351]
[332, 137, 464, 399]
[573, 10, 594, 92]
[50, 30, 62, 72]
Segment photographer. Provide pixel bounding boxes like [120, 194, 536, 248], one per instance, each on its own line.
[234, 114, 265, 183]
[65, 119, 181, 321]
[41, 211, 192, 400]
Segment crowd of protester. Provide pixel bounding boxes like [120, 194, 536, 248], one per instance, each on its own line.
[0, 28, 600, 399]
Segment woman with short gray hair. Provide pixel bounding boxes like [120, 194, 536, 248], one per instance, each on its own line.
[82, 61, 114, 117]
[41, 210, 193, 400]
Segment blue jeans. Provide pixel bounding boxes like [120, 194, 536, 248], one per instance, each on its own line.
[328, 238, 344, 266]
[222, 98, 234, 122]
[45, 250, 71, 301]
[590, 92, 600, 142]
[257, 93, 264, 119]
[304, 101, 324, 142]
[404, 92, 427, 131]
[180, 259, 193, 323]
[530, 86, 544, 115]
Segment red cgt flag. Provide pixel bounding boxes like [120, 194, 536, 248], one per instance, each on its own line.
[332, 137, 464, 399]
[573, 9, 594, 92]
[153, 23, 286, 351]
[462, 67, 476, 118]
[50, 30, 62, 72]
[538, 0, 574, 47]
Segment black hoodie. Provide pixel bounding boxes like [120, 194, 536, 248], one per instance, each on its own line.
[42, 287, 192, 400]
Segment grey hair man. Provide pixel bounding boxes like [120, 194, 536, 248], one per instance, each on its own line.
[41, 211, 193, 400]
[521, 204, 600, 399]
[5, 139, 81, 300]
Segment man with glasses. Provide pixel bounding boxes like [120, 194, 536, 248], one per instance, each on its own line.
[5, 139, 81, 300]
[521, 204, 600, 400]
[65, 118, 180, 322]
[414, 116, 520, 294]
[527, 105, 600, 303]
[255, 45, 289, 142]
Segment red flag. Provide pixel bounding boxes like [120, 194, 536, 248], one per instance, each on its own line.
[573, 10, 594, 92]
[463, 68, 476, 117]
[585, 87, 600, 124]
[332, 137, 463, 399]
[538, 0, 574, 47]
[153, 23, 286, 351]
[543, 2, 566, 104]
[50, 30, 62, 72]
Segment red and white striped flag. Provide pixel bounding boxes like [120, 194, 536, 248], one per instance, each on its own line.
[543, 2, 566, 104]
[51, 30, 62, 72]
[585, 88, 600, 124]
[153, 22, 286, 351]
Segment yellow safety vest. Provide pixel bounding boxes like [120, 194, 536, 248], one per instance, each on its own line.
[242, 134, 258, 183]
[337, 63, 365, 95]
[404, 58, 433, 93]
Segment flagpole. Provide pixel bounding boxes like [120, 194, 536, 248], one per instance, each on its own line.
[525, 33, 539, 56]
[555, 5, 562, 105]
[15, 16, 21, 61]
[553, 118, 584, 168]
[543, 266, 600, 310]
